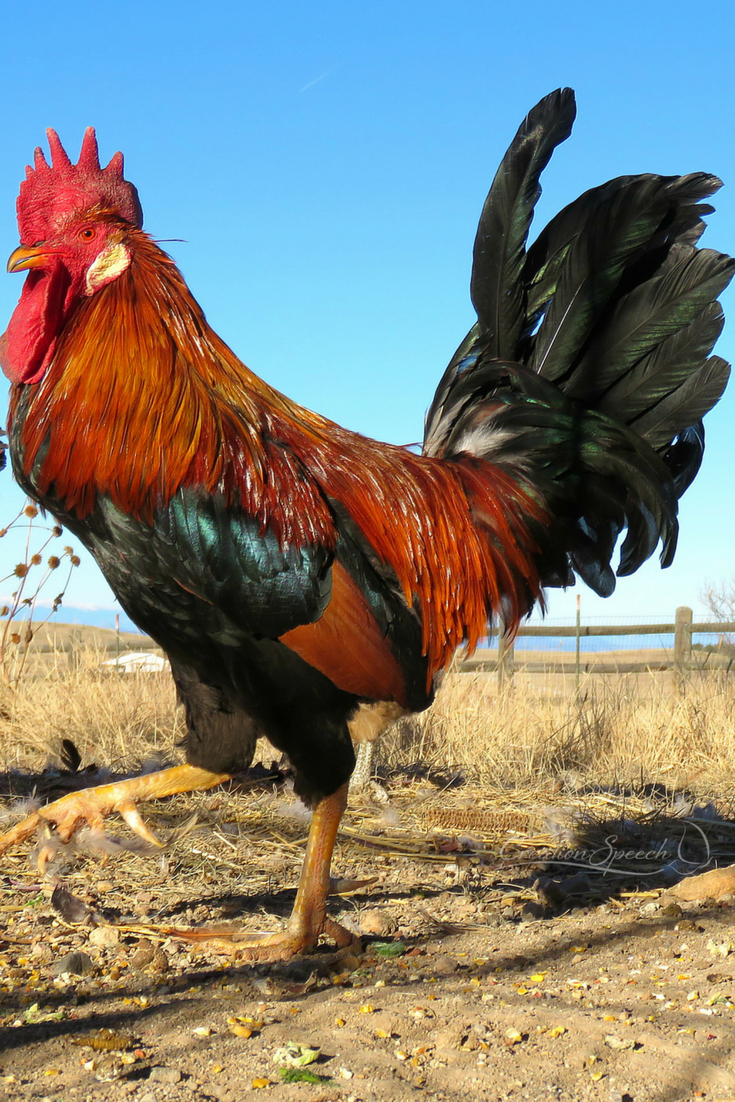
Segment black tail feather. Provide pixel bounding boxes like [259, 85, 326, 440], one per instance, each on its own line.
[567, 244, 734, 406]
[529, 177, 686, 383]
[597, 301, 725, 421]
[630, 355, 730, 449]
[424, 90, 732, 598]
[470, 88, 576, 360]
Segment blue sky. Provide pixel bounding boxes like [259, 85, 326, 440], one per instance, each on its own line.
[0, 0, 734, 628]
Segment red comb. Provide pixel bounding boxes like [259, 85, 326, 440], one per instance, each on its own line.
[17, 128, 142, 245]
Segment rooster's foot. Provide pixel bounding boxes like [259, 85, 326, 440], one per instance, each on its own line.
[0, 764, 230, 871]
[152, 915, 360, 962]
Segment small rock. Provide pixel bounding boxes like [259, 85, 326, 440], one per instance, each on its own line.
[52, 951, 93, 977]
[88, 925, 120, 949]
[534, 879, 566, 907]
[150, 948, 169, 973]
[359, 909, 395, 937]
[521, 901, 545, 921]
[131, 941, 157, 971]
[333, 952, 361, 974]
[433, 953, 459, 974]
[481, 914, 504, 929]
[134, 890, 154, 916]
[661, 902, 682, 918]
[604, 1034, 636, 1051]
[670, 865, 735, 902]
[209, 1088, 236, 1102]
[371, 1011, 398, 1036]
[434, 1026, 463, 1052]
[707, 937, 735, 958]
[455, 901, 478, 916]
[280, 958, 317, 982]
[149, 1067, 182, 1084]
[505, 1028, 524, 1046]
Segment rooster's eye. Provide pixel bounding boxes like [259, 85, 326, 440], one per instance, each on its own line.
[79, 228, 96, 242]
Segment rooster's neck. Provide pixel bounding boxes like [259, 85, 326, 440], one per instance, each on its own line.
[10, 235, 336, 544]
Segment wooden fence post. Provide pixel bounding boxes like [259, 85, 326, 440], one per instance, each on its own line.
[674, 606, 692, 681]
[574, 593, 581, 696]
[498, 622, 514, 688]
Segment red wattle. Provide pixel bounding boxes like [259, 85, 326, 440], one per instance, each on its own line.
[1, 264, 71, 385]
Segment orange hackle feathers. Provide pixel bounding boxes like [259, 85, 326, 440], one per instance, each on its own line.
[13, 231, 547, 683]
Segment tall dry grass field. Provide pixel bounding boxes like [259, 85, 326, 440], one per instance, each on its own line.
[380, 669, 735, 799]
[1, 643, 735, 800]
[0, 646, 181, 774]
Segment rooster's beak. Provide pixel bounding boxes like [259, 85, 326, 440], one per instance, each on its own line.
[7, 245, 53, 274]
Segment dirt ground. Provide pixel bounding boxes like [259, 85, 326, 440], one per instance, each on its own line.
[2, 768, 735, 1102]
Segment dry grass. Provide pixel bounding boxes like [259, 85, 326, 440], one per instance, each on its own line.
[2, 647, 735, 798]
[380, 667, 735, 797]
[0, 646, 180, 774]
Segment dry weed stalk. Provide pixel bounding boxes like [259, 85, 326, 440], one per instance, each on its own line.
[0, 502, 79, 684]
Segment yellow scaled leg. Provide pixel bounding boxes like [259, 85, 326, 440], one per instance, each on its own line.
[1, 767, 358, 961]
[0, 764, 230, 869]
[156, 782, 358, 961]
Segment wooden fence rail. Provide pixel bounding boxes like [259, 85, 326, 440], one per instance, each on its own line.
[483, 621, 735, 638]
[461, 607, 735, 681]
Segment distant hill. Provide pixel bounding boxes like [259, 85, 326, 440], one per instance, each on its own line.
[24, 620, 155, 651]
[2, 618, 161, 678]
[17, 605, 142, 634]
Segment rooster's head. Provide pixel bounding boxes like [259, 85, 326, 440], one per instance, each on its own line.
[3, 129, 141, 384]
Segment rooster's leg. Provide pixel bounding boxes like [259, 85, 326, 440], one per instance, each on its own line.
[159, 782, 356, 961]
[0, 764, 230, 870]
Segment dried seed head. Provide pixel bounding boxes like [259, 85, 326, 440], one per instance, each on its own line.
[13, 564, 28, 578]
[10, 633, 20, 645]
[70, 555, 81, 567]
[24, 505, 38, 518]
[0, 607, 8, 616]
[52, 526, 63, 537]
[48, 556, 60, 570]
[30, 554, 42, 565]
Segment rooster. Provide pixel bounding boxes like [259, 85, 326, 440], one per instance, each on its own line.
[0, 89, 731, 960]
